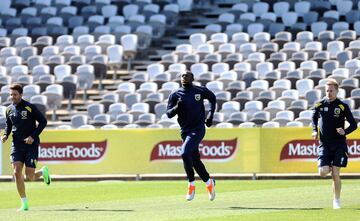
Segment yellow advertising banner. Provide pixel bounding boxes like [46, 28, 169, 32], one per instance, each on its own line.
[1, 128, 259, 175]
[260, 128, 360, 173]
[1, 128, 360, 175]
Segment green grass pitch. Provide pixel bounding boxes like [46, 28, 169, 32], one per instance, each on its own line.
[0, 180, 359, 221]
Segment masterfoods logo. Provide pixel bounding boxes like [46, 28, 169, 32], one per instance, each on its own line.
[150, 138, 238, 162]
[280, 139, 360, 161]
[38, 140, 107, 162]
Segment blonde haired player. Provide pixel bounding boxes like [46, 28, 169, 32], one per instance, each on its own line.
[312, 78, 357, 209]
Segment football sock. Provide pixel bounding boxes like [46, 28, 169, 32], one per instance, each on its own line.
[206, 179, 212, 186]
[21, 198, 28, 204]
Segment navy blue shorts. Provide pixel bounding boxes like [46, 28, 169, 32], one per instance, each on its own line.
[317, 142, 348, 168]
[10, 143, 39, 168]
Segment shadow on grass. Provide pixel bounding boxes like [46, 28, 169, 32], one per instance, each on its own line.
[43, 208, 134, 212]
[228, 207, 323, 211]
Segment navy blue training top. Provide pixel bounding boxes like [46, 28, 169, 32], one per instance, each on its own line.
[166, 85, 216, 134]
[312, 98, 357, 144]
[4, 99, 47, 148]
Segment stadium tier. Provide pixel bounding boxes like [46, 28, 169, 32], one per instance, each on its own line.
[0, 0, 360, 129]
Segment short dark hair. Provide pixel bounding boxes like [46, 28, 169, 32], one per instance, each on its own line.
[180, 70, 194, 78]
[10, 84, 23, 94]
[185, 70, 194, 77]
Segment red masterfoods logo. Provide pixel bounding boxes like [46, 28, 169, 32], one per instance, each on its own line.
[38, 140, 107, 162]
[280, 139, 360, 161]
[150, 138, 238, 162]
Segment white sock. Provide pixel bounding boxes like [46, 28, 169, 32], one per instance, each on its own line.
[189, 181, 195, 186]
[206, 179, 212, 186]
[37, 169, 43, 177]
[21, 197, 27, 204]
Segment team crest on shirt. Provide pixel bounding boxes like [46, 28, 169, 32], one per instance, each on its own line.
[334, 108, 341, 116]
[21, 111, 27, 119]
[195, 94, 201, 101]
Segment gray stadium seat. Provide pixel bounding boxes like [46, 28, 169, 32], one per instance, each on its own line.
[71, 114, 88, 128]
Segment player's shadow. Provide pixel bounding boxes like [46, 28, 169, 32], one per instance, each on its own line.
[45, 208, 134, 212]
[228, 206, 323, 211]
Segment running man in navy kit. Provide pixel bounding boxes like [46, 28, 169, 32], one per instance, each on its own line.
[312, 79, 357, 209]
[167, 71, 216, 201]
[1, 84, 50, 211]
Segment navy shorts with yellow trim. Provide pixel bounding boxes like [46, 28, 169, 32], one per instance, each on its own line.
[317, 141, 348, 168]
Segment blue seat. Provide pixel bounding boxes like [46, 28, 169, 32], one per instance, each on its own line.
[345, 10, 360, 24]
[34, 0, 51, 11]
[311, 22, 328, 37]
[0, 28, 7, 37]
[59, 6, 77, 25]
[48, 27, 68, 38]
[26, 17, 42, 30]
[92, 25, 111, 39]
[0, 7, 16, 23]
[72, 0, 91, 9]
[73, 26, 90, 40]
[288, 23, 307, 36]
[68, 16, 84, 30]
[46, 17, 63, 31]
[10, 28, 29, 43]
[54, 0, 71, 10]
[5, 18, 22, 33]
[312, 0, 331, 14]
[86, 15, 104, 32]
[80, 5, 97, 20]
[268, 23, 285, 37]
[101, 4, 118, 18]
[40, 7, 57, 24]
[303, 11, 319, 26]
[31, 27, 48, 40]
[12, 0, 30, 11]
[20, 7, 37, 24]
[111, 0, 130, 13]
[94, 0, 111, 13]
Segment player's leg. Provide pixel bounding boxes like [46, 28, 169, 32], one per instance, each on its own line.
[331, 144, 348, 209]
[319, 166, 331, 177]
[181, 134, 196, 182]
[11, 149, 29, 211]
[331, 166, 341, 209]
[192, 151, 210, 183]
[24, 167, 36, 181]
[317, 144, 331, 177]
[181, 133, 197, 201]
[24, 149, 37, 181]
[24, 166, 48, 182]
[12, 162, 26, 198]
[12, 162, 28, 211]
[191, 130, 215, 201]
[25, 145, 51, 185]
[191, 129, 208, 182]
[192, 152, 215, 201]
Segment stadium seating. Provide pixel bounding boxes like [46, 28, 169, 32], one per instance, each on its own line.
[0, 0, 360, 128]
